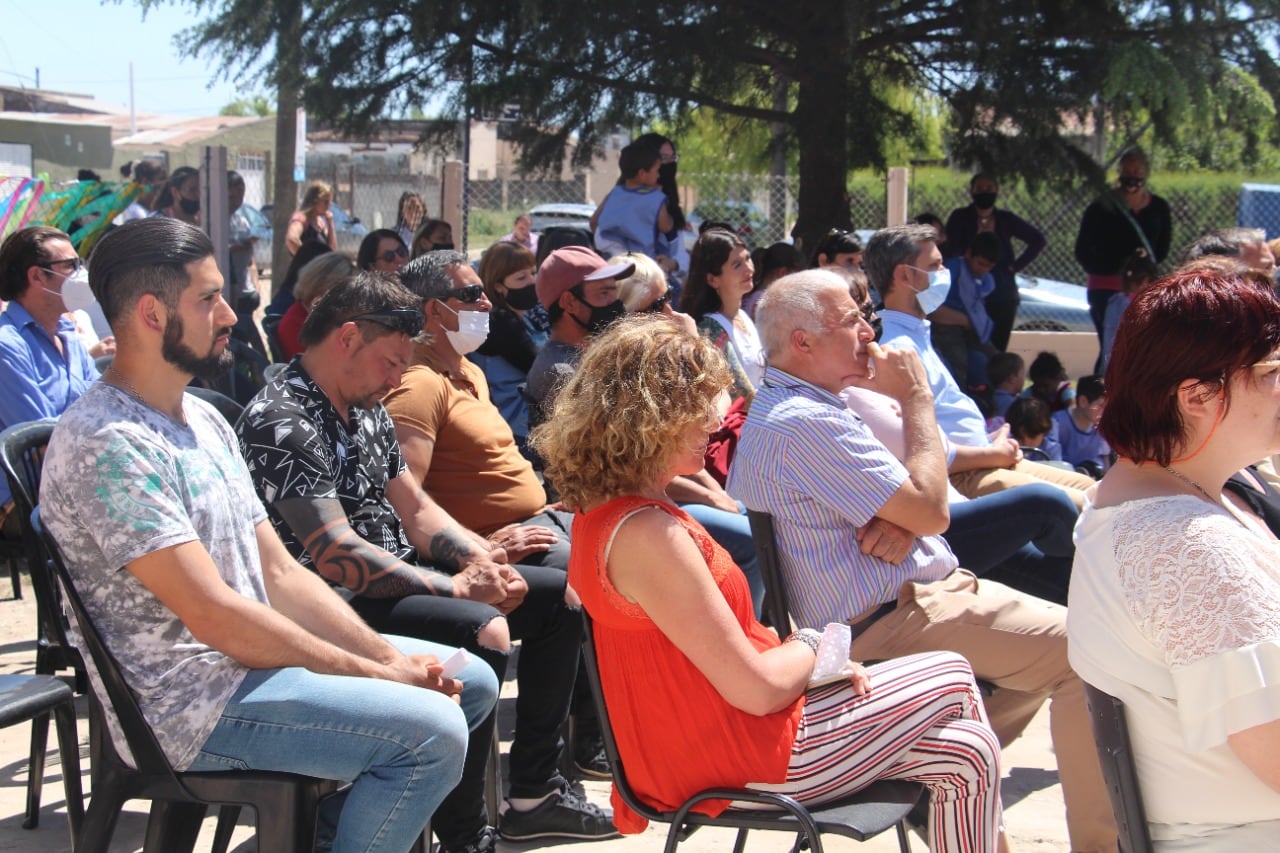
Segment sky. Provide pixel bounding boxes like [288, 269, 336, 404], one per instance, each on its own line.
[0, 0, 266, 117]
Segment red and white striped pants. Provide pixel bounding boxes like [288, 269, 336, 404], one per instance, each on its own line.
[744, 651, 1003, 852]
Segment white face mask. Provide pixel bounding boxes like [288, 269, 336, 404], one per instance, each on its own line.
[42, 267, 97, 313]
[439, 302, 490, 355]
[906, 266, 951, 315]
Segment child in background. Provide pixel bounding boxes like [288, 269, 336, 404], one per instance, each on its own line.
[592, 140, 675, 270]
[1004, 397, 1061, 463]
[1100, 249, 1158, 372]
[987, 351, 1025, 420]
[1052, 374, 1111, 479]
[1020, 351, 1074, 412]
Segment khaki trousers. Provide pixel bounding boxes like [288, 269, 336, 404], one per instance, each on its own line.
[951, 459, 1097, 510]
[850, 570, 1118, 853]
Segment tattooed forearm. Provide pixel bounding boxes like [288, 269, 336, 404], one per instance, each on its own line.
[276, 496, 454, 599]
[427, 526, 481, 571]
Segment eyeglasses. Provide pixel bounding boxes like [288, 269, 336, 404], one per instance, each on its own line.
[445, 284, 485, 304]
[860, 303, 878, 323]
[42, 257, 84, 274]
[378, 246, 409, 263]
[346, 308, 425, 336]
[642, 290, 671, 313]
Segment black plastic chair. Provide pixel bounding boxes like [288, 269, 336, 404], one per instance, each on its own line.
[185, 386, 246, 426]
[745, 510, 793, 635]
[581, 610, 920, 853]
[0, 672, 83, 846]
[0, 420, 90, 832]
[35, 511, 343, 853]
[1083, 682, 1154, 853]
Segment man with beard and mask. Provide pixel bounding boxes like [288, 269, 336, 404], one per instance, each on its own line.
[944, 173, 1046, 353]
[870, 225, 1096, 508]
[41, 218, 498, 853]
[525, 246, 634, 432]
[0, 225, 99, 536]
[237, 270, 616, 851]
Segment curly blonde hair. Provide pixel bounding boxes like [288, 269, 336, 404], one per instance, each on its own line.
[531, 314, 731, 509]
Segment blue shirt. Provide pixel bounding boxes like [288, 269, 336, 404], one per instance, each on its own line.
[727, 366, 958, 626]
[941, 257, 995, 343]
[1052, 409, 1110, 469]
[0, 301, 98, 505]
[879, 309, 989, 448]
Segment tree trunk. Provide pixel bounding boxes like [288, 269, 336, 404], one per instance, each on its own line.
[791, 73, 851, 258]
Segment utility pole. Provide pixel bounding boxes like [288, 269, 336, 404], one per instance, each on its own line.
[269, 0, 303, 291]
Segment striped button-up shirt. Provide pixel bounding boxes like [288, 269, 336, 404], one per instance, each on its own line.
[728, 366, 957, 627]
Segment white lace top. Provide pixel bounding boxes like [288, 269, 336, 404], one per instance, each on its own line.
[1069, 494, 1280, 845]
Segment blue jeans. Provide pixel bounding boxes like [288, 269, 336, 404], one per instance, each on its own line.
[941, 482, 1076, 605]
[189, 635, 498, 853]
[680, 501, 765, 618]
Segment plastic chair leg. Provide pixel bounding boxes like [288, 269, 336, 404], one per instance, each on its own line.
[75, 782, 127, 853]
[143, 800, 207, 852]
[211, 805, 242, 853]
[23, 711, 50, 828]
[53, 702, 84, 849]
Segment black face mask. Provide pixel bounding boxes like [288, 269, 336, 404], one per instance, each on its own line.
[659, 162, 678, 182]
[179, 197, 201, 215]
[573, 299, 626, 335]
[504, 285, 539, 311]
[972, 192, 997, 210]
[431, 242, 455, 252]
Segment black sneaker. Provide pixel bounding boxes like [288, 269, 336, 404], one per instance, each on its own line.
[572, 735, 612, 780]
[498, 784, 620, 841]
[439, 824, 497, 853]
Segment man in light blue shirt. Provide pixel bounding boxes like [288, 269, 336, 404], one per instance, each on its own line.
[867, 224, 1093, 508]
[0, 226, 98, 525]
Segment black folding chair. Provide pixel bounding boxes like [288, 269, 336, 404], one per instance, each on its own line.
[1083, 682, 1154, 853]
[581, 610, 920, 853]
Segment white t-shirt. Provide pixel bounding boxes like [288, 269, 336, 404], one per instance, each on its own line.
[707, 310, 764, 387]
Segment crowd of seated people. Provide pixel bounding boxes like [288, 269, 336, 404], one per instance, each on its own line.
[15, 149, 1280, 853]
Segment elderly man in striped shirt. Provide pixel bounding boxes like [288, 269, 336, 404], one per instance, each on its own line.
[727, 269, 1116, 853]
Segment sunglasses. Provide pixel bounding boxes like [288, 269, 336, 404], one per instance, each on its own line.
[347, 308, 425, 336]
[43, 257, 85, 274]
[445, 284, 485, 304]
[642, 290, 671, 313]
[378, 246, 410, 263]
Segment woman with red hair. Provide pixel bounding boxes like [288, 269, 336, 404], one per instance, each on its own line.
[1068, 265, 1280, 849]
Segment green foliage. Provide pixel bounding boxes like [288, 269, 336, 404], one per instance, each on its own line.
[219, 95, 275, 116]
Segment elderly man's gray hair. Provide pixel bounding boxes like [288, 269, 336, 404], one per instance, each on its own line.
[399, 250, 470, 301]
[755, 269, 850, 360]
[864, 224, 938, 298]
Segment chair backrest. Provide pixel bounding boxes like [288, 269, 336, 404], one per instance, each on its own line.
[33, 510, 183, 781]
[261, 313, 287, 364]
[1082, 682, 1153, 853]
[745, 510, 793, 634]
[186, 386, 246, 426]
[579, 611, 674, 824]
[0, 420, 80, 670]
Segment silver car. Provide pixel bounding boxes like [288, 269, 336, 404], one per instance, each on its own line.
[1013, 275, 1093, 333]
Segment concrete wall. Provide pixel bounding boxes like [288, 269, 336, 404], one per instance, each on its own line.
[0, 117, 113, 180]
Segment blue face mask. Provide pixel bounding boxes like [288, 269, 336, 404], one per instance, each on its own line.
[905, 266, 951, 315]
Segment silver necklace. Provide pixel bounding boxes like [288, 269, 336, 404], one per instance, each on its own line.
[106, 365, 145, 402]
[1164, 465, 1215, 503]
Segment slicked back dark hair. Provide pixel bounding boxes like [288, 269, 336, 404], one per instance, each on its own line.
[87, 218, 213, 331]
[0, 225, 71, 301]
[299, 271, 422, 348]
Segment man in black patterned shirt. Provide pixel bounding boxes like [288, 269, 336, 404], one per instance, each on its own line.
[236, 272, 616, 853]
